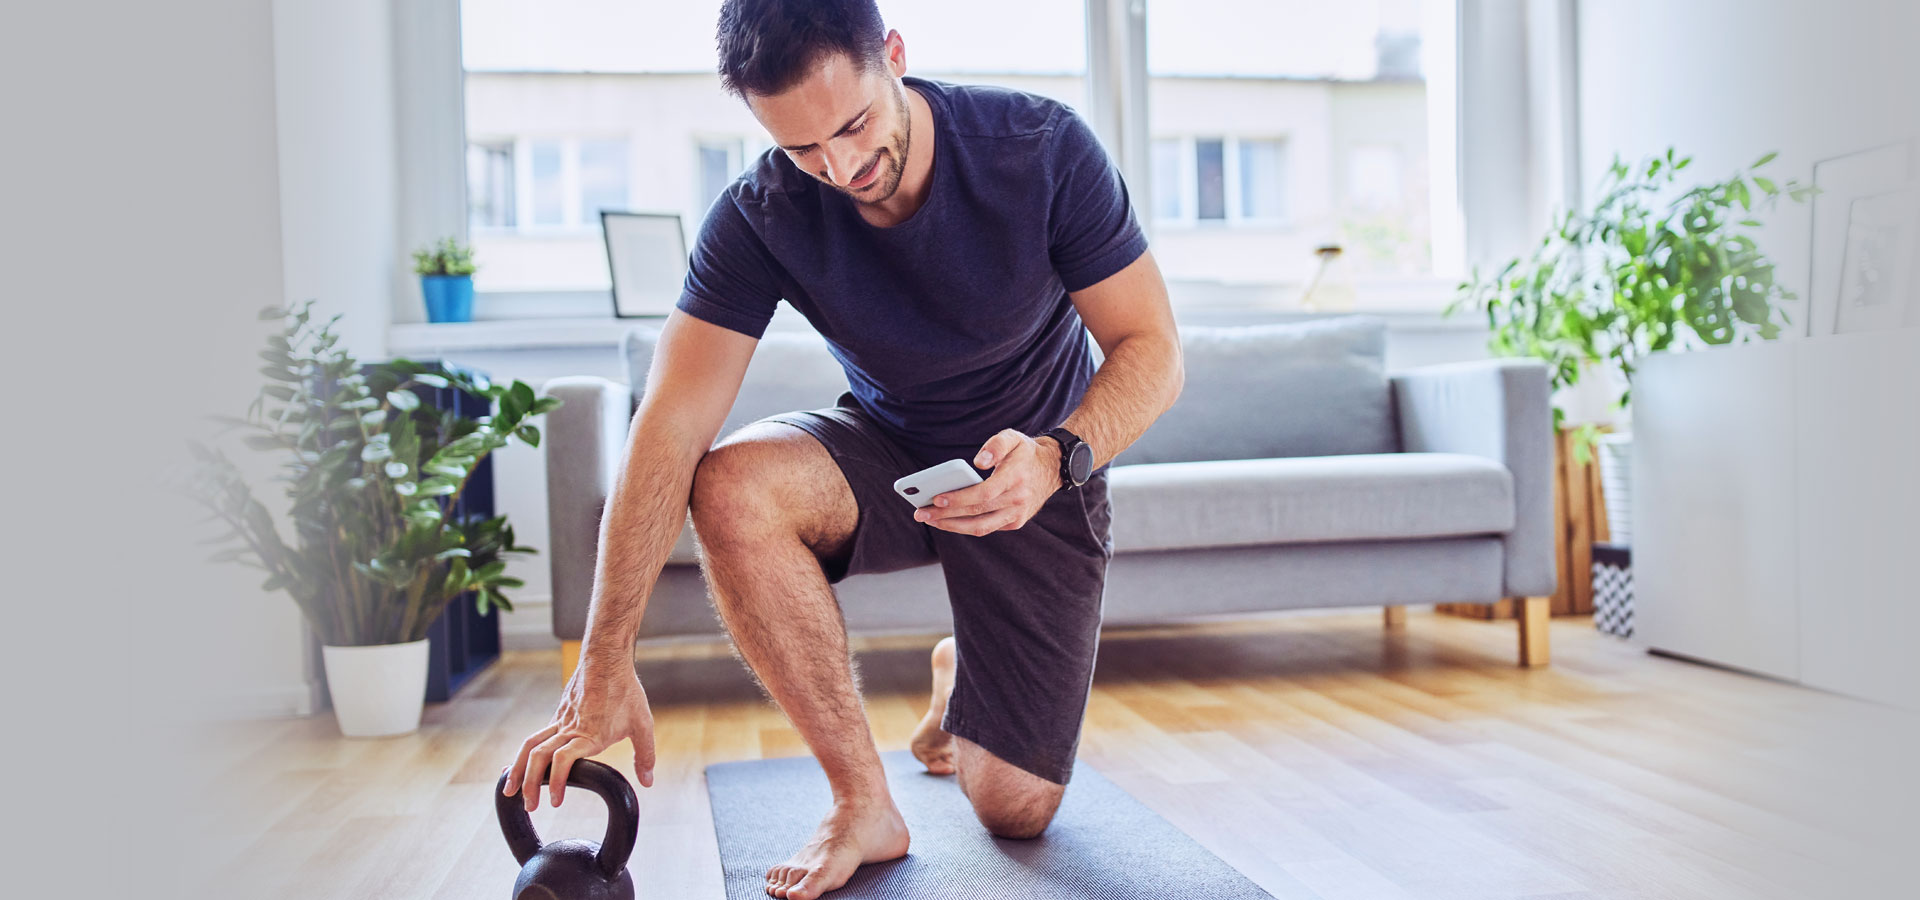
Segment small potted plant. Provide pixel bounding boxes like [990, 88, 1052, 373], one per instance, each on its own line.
[1448, 148, 1816, 535]
[414, 237, 478, 323]
[178, 300, 561, 736]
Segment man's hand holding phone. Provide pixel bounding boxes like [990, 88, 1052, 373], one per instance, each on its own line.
[502, 658, 657, 812]
[897, 428, 1061, 537]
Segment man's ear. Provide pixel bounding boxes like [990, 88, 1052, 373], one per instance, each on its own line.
[882, 29, 907, 78]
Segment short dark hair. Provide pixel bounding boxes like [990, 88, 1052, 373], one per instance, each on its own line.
[716, 0, 888, 99]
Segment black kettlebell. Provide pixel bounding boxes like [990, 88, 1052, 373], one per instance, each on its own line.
[494, 759, 639, 900]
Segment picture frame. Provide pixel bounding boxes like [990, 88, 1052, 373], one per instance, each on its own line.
[601, 211, 689, 318]
[1833, 186, 1919, 335]
[1807, 141, 1914, 336]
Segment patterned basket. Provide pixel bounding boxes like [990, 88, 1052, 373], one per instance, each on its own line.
[1591, 541, 1633, 638]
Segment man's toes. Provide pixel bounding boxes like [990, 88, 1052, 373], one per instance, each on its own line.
[788, 870, 832, 900]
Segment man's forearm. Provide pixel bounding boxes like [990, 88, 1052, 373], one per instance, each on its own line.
[578, 415, 706, 675]
[1057, 333, 1184, 471]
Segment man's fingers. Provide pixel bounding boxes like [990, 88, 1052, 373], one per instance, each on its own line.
[634, 730, 657, 788]
[929, 473, 1006, 514]
[520, 732, 568, 812]
[547, 737, 597, 807]
[973, 429, 1021, 468]
[503, 722, 560, 797]
[930, 509, 1021, 536]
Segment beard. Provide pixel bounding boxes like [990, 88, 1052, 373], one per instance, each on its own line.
[821, 81, 912, 205]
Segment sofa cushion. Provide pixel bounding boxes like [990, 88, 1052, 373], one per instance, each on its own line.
[1107, 452, 1514, 553]
[1113, 316, 1397, 465]
[622, 324, 849, 443]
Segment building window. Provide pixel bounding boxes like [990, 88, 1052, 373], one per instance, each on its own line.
[1194, 138, 1227, 221]
[697, 139, 744, 211]
[1151, 139, 1184, 220]
[528, 140, 566, 227]
[466, 141, 515, 230]
[1152, 136, 1291, 227]
[1238, 139, 1288, 220]
[578, 138, 631, 221]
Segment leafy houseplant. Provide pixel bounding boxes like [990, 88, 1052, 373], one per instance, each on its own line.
[414, 236, 478, 323]
[184, 300, 560, 647]
[182, 301, 561, 735]
[1448, 148, 1816, 461]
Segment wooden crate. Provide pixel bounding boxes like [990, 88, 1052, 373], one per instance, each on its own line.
[1437, 426, 1613, 620]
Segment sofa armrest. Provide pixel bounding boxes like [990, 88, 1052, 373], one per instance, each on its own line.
[1390, 359, 1556, 597]
[542, 376, 634, 641]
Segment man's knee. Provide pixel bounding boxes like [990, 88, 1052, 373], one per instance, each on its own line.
[687, 424, 855, 561]
[967, 782, 1059, 836]
[687, 440, 773, 549]
[955, 738, 1064, 839]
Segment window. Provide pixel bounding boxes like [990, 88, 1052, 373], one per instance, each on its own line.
[451, 0, 1449, 304]
[1146, 0, 1440, 290]
[466, 141, 515, 229]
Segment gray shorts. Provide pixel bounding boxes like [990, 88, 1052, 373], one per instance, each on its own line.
[760, 391, 1113, 785]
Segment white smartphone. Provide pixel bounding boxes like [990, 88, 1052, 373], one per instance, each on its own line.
[893, 458, 983, 509]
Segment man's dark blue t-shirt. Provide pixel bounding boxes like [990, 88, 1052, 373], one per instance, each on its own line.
[675, 76, 1148, 465]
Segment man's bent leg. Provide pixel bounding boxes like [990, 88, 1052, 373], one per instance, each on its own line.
[926, 468, 1115, 837]
[917, 637, 1066, 839]
[689, 422, 906, 900]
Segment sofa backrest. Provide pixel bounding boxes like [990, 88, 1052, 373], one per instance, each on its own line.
[624, 314, 1396, 462]
[1111, 315, 1397, 465]
[622, 325, 849, 445]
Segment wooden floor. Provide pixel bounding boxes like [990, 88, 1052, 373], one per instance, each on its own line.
[186, 610, 1915, 899]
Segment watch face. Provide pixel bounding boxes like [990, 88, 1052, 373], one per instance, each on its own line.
[1068, 441, 1094, 484]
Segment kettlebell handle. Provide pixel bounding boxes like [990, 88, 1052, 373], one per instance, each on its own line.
[494, 758, 640, 882]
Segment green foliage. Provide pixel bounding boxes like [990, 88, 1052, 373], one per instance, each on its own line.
[412, 236, 477, 277]
[1448, 148, 1817, 456]
[176, 300, 562, 646]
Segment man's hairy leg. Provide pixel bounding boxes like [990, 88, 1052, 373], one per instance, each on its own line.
[689, 423, 908, 900]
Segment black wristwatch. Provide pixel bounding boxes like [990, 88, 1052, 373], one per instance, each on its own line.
[1039, 426, 1094, 491]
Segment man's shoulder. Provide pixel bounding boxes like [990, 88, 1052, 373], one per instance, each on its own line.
[913, 77, 1073, 144]
[728, 147, 815, 209]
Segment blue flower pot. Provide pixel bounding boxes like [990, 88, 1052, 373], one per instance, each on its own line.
[421, 274, 474, 323]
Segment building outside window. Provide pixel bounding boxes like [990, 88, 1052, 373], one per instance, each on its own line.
[458, 0, 1447, 304]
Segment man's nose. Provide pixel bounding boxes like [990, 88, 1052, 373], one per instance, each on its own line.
[824, 143, 862, 187]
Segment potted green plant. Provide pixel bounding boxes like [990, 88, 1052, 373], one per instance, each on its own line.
[179, 300, 561, 736]
[1448, 148, 1816, 539]
[415, 236, 478, 323]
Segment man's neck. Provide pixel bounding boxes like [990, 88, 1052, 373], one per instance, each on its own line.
[856, 82, 936, 228]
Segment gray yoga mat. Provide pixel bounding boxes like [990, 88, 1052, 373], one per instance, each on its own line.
[705, 750, 1275, 899]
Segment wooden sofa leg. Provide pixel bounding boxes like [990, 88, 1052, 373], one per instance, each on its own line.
[1517, 597, 1550, 668]
[1383, 605, 1407, 629]
[561, 640, 582, 682]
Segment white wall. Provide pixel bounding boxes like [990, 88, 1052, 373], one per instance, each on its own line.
[1576, 0, 1920, 332]
[9, 1, 295, 895]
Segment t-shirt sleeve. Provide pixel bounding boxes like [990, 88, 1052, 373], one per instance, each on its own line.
[1046, 107, 1150, 293]
[675, 192, 783, 339]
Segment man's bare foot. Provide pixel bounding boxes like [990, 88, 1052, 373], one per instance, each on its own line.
[763, 797, 910, 899]
[909, 636, 958, 775]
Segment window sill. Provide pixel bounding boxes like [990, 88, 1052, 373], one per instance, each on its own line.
[387, 305, 1481, 357]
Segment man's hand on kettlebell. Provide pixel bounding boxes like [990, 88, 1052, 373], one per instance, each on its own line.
[503, 659, 656, 812]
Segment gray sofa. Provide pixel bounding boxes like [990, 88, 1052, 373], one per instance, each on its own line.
[542, 315, 1557, 668]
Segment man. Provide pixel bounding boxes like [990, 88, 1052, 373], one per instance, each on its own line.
[503, 1, 1182, 897]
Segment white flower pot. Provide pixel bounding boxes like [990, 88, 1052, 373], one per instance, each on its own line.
[321, 639, 430, 737]
[1597, 432, 1634, 545]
